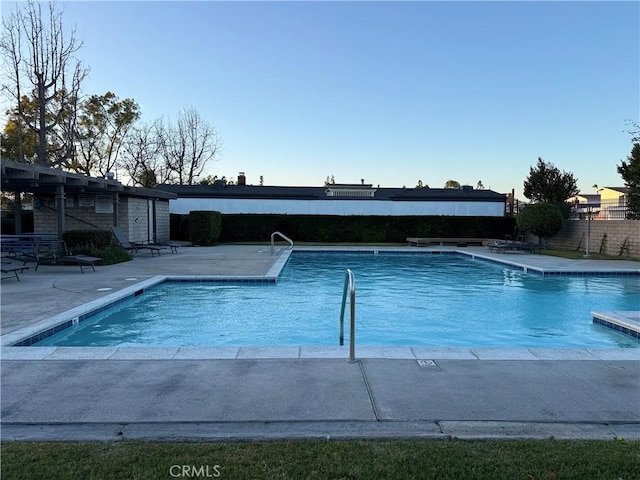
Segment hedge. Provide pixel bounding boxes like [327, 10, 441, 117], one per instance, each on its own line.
[171, 213, 516, 243]
[62, 229, 113, 251]
[188, 210, 222, 246]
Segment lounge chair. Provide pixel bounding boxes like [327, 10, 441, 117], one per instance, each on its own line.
[33, 241, 102, 273]
[110, 226, 168, 257]
[488, 238, 545, 254]
[1, 262, 29, 281]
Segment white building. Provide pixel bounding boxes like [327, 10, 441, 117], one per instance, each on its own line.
[156, 181, 507, 217]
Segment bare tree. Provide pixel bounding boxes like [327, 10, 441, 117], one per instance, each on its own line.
[119, 120, 172, 187]
[1, 0, 88, 166]
[160, 106, 222, 185]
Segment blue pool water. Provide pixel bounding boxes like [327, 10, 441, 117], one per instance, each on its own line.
[35, 252, 639, 348]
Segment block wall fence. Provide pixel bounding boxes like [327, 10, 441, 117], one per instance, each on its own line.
[528, 220, 639, 257]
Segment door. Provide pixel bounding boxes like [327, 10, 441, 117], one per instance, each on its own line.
[147, 199, 155, 243]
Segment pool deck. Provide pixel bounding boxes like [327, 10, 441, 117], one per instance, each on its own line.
[1, 245, 639, 441]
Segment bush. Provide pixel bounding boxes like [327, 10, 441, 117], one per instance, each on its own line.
[170, 214, 190, 241]
[63, 229, 112, 252]
[218, 215, 516, 243]
[61, 229, 131, 264]
[189, 211, 222, 246]
[516, 203, 563, 240]
[89, 245, 132, 265]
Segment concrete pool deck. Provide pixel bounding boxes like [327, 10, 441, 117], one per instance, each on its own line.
[1, 245, 639, 441]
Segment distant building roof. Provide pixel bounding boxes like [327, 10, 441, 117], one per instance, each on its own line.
[600, 187, 629, 194]
[156, 183, 506, 202]
[570, 194, 601, 203]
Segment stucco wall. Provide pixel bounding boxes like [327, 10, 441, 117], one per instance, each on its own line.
[170, 198, 506, 217]
[533, 220, 640, 257]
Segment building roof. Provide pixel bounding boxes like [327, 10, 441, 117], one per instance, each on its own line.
[156, 183, 506, 202]
[570, 194, 601, 203]
[601, 187, 629, 194]
[1, 158, 176, 200]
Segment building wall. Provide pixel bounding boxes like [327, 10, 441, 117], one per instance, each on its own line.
[600, 188, 624, 203]
[170, 198, 506, 217]
[33, 195, 171, 243]
[33, 194, 121, 234]
[530, 220, 640, 257]
[155, 200, 170, 242]
[125, 197, 150, 243]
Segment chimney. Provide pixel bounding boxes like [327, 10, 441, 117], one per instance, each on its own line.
[238, 172, 246, 186]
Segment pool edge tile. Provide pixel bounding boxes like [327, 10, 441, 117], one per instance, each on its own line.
[470, 348, 539, 360]
[527, 348, 600, 360]
[236, 346, 301, 359]
[0, 346, 57, 360]
[109, 347, 180, 360]
[411, 347, 478, 360]
[45, 347, 120, 360]
[173, 347, 240, 360]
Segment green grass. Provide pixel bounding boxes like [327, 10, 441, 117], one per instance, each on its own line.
[2, 439, 639, 479]
[541, 249, 639, 261]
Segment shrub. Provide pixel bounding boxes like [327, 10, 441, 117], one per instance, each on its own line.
[89, 245, 132, 265]
[63, 229, 112, 252]
[61, 229, 131, 264]
[516, 203, 563, 240]
[170, 214, 190, 241]
[189, 210, 222, 246]
[218, 215, 516, 243]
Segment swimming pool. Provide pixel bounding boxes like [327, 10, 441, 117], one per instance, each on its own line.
[33, 251, 639, 348]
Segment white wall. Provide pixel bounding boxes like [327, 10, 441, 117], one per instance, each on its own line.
[170, 198, 505, 216]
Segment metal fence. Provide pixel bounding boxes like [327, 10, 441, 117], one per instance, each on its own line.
[572, 199, 629, 220]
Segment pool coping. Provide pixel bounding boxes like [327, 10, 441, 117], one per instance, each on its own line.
[1, 345, 638, 361]
[1, 247, 638, 358]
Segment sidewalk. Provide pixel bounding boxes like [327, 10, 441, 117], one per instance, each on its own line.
[1, 245, 639, 441]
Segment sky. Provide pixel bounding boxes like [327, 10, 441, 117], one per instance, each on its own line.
[2, 1, 639, 198]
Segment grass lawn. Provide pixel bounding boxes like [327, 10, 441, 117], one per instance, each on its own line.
[2, 439, 639, 479]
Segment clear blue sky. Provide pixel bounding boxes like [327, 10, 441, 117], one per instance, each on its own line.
[4, 1, 639, 198]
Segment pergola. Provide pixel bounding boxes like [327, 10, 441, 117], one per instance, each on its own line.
[1, 158, 174, 236]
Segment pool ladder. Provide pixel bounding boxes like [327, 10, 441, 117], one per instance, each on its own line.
[339, 269, 357, 362]
[270, 231, 294, 255]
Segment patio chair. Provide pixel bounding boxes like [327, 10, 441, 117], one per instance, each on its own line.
[110, 226, 168, 257]
[34, 241, 102, 273]
[1, 262, 29, 281]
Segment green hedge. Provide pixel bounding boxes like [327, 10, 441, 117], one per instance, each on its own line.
[172, 213, 516, 243]
[62, 229, 131, 264]
[188, 210, 222, 246]
[63, 229, 112, 251]
[170, 214, 190, 241]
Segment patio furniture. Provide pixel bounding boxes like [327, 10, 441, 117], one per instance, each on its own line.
[1, 263, 29, 281]
[33, 241, 102, 273]
[110, 226, 167, 257]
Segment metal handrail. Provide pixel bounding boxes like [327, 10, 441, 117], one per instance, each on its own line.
[339, 269, 356, 362]
[270, 231, 294, 255]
